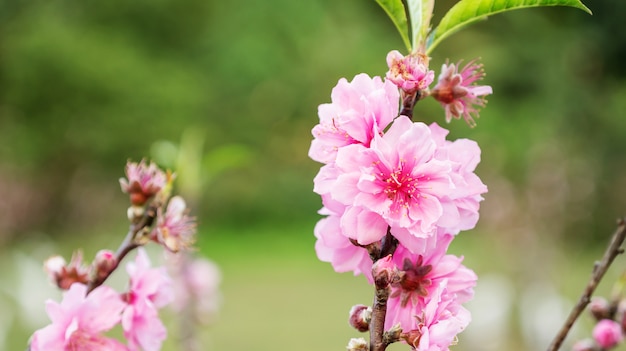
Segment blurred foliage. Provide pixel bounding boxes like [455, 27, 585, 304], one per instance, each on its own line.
[0, 0, 624, 249]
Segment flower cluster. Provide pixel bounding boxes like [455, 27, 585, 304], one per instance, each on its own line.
[311, 51, 489, 350]
[32, 249, 172, 351]
[29, 160, 215, 351]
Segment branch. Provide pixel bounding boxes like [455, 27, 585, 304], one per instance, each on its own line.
[546, 217, 626, 351]
[85, 203, 158, 294]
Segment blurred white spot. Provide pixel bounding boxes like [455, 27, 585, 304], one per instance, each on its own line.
[464, 274, 515, 351]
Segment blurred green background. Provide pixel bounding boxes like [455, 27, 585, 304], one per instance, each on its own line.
[1, 0, 626, 350]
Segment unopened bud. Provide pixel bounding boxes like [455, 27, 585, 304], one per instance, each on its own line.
[93, 250, 117, 282]
[372, 255, 396, 288]
[593, 319, 623, 349]
[383, 323, 403, 345]
[346, 338, 368, 351]
[590, 297, 611, 321]
[349, 304, 371, 332]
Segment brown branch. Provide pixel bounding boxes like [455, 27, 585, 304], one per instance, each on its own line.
[370, 273, 391, 351]
[546, 217, 626, 351]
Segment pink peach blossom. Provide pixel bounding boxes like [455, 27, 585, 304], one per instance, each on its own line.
[330, 116, 456, 246]
[385, 240, 476, 333]
[119, 159, 167, 205]
[309, 74, 399, 164]
[122, 249, 173, 351]
[153, 196, 196, 252]
[431, 59, 492, 127]
[30, 283, 127, 351]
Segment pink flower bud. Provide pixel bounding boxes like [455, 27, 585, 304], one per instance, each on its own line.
[590, 297, 611, 321]
[372, 255, 397, 288]
[593, 319, 623, 349]
[348, 304, 371, 332]
[93, 250, 117, 282]
[386, 50, 434, 94]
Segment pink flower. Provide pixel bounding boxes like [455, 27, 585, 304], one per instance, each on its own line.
[122, 249, 173, 351]
[329, 116, 457, 247]
[309, 74, 399, 164]
[314, 195, 374, 281]
[119, 160, 167, 205]
[386, 50, 435, 94]
[30, 283, 127, 351]
[431, 59, 492, 127]
[153, 196, 196, 252]
[593, 319, 623, 349]
[398, 281, 471, 351]
[385, 239, 477, 332]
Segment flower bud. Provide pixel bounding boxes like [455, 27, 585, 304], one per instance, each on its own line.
[346, 338, 368, 351]
[593, 319, 623, 349]
[348, 304, 371, 332]
[93, 250, 117, 282]
[590, 297, 611, 321]
[372, 255, 397, 288]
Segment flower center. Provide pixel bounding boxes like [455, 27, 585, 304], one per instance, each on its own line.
[392, 256, 433, 307]
[382, 162, 419, 209]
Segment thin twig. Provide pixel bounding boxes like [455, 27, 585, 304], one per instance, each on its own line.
[546, 217, 626, 351]
[85, 204, 158, 294]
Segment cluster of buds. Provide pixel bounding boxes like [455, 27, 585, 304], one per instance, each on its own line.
[574, 297, 626, 351]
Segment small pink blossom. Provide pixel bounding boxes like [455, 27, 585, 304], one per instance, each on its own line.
[593, 319, 623, 349]
[122, 248, 173, 351]
[309, 74, 399, 164]
[153, 196, 196, 252]
[431, 59, 492, 127]
[30, 283, 127, 351]
[398, 281, 471, 351]
[385, 239, 477, 332]
[119, 160, 167, 205]
[386, 50, 435, 94]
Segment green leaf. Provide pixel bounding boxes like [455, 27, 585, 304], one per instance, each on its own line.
[376, 0, 412, 51]
[426, 0, 592, 55]
[407, 0, 434, 51]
